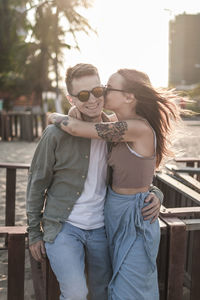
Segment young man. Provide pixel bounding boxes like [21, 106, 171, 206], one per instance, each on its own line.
[27, 63, 163, 300]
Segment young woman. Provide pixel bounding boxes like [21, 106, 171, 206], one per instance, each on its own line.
[49, 68, 180, 299]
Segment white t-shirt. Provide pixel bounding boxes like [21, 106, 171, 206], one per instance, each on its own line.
[67, 139, 108, 229]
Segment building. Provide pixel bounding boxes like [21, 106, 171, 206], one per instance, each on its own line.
[169, 13, 200, 88]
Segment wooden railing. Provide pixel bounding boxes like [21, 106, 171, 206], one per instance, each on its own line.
[0, 162, 60, 300]
[175, 158, 200, 181]
[0, 163, 30, 226]
[155, 172, 200, 300]
[0, 111, 47, 141]
[1, 162, 200, 299]
[0, 226, 59, 300]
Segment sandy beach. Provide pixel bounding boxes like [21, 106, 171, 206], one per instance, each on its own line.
[0, 120, 199, 299]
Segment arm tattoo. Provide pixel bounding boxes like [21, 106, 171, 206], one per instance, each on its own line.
[54, 116, 69, 128]
[95, 121, 128, 142]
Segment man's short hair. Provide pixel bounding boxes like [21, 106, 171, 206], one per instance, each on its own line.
[66, 63, 100, 94]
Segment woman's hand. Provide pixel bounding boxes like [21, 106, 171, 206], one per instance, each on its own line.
[48, 113, 66, 125]
[68, 106, 82, 120]
[48, 113, 76, 135]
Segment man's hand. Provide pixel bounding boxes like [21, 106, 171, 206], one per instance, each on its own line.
[29, 240, 46, 262]
[142, 193, 161, 223]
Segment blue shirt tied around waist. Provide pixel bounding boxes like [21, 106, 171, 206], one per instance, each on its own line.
[104, 187, 160, 300]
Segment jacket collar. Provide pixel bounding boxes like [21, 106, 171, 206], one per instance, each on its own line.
[101, 112, 110, 122]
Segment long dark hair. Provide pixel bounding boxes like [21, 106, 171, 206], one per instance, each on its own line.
[118, 69, 180, 167]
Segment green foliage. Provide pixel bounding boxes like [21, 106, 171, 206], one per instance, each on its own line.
[0, 0, 94, 107]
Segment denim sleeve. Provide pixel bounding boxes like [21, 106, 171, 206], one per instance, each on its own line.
[26, 126, 57, 245]
[149, 184, 164, 204]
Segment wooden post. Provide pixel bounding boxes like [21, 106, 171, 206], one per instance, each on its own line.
[41, 113, 47, 131]
[34, 114, 39, 138]
[7, 231, 26, 300]
[0, 112, 3, 140]
[41, 257, 60, 300]
[14, 114, 18, 138]
[29, 252, 60, 300]
[161, 217, 187, 300]
[19, 113, 24, 140]
[24, 113, 34, 141]
[29, 254, 46, 300]
[9, 114, 13, 139]
[6, 168, 16, 226]
[157, 219, 168, 300]
[190, 230, 200, 300]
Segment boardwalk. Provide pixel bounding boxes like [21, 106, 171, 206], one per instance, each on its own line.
[0, 120, 199, 299]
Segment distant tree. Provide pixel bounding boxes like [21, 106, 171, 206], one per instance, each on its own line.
[25, 0, 94, 110]
[0, 0, 32, 98]
[0, 0, 94, 110]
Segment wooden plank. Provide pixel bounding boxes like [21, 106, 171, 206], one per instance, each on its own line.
[159, 218, 167, 233]
[24, 113, 34, 141]
[185, 231, 192, 284]
[9, 115, 13, 138]
[156, 173, 200, 204]
[29, 253, 45, 300]
[0, 112, 3, 140]
[166, 163, 200, 174]
[190, 230, 200, 300]
[161, 217, 186, 300]
[0, 162, 30, 169]
[165, 164, 200, 192]
[7, 233, 26, 300]
[197, 161, 200, 181]
[160, 206, 200, 218]
[183, 219, 200, 231]
[171, 167, 200, 174]
[34, 115, 39, 138]
[19, 114, 24, 140]
[14, 115, 18, 138]
[42, 258, 60, 300]
[4, 113, 11, 140]
[175, 158, 200, 163]
[157, 220, 168, 299]
[175, 173, 200, 193]
[6, 168, 16, 226]
[0, 226, 27, 236]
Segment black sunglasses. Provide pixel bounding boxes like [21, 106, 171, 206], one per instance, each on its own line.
[70, 86, 105, 102]
[104, 86, 130, 95]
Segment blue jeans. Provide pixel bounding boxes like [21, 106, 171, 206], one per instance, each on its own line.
[45, 222, 112, 300]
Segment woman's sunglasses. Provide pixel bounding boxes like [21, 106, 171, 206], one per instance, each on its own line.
[70, 86, 105, 102]
[104, 86, 130, 95]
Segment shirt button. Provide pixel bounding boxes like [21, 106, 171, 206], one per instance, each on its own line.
[77, 191, 80, 195]
[82, 175, 85, 179]
[85, 155, 88, 159]
[67, 207, 70, 211]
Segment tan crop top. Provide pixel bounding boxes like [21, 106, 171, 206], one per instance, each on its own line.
[107, 129, 156, 189]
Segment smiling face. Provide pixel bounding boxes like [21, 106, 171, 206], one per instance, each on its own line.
[70, 75, 104, 119]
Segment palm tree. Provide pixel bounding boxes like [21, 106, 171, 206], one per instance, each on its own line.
[27, 0, 95, 110]
[0, 0, 33, 106]
[0, 0, 94, 110]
